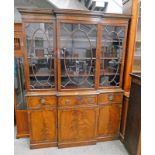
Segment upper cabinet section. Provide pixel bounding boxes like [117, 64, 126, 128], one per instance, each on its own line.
[18, 8, 130, 91]
[18, 9, 56, 91]
[59, 23, 97, 89]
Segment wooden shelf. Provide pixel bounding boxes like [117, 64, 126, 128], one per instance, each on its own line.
[61, 85, 93, 89]
[28, 57, 54, 60]
[60, 38, 96, 42]
[61, 74, 95, 77]
[30, 73, 54, 77]
[101, 40, 124, 43]
[100, 73, 119, 76]
[100, 57, 118, 60]
[132, 70, 141, 74]
[134, 54, 141, 57]
[30, 81, 54, 86]
[60, 57, 96, 60]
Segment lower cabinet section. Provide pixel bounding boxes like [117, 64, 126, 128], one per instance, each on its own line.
[27, 91, 123, 149]
[29, 108, 57, 149]
[98, 104, 122, 141]
[58, 106, 98, 147]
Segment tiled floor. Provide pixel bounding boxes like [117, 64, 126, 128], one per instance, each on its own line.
[14, 134, 129, 155]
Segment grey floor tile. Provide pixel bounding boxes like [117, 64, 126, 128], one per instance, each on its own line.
[14, 128, 129, 155]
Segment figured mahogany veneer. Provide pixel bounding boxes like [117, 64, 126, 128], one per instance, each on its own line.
[27, 96, 57, 109]
[98, 104, 122, 140]
[26, 91, 123, 148]
[58, 105, 98, 148]
[98, 93, 123, 104]
[15, 110, 29, 138]
[17, 8, 130, 149]
[29, 108, 57, 149]
[27, 95, 57, 149]
[58, 95, 97, 106]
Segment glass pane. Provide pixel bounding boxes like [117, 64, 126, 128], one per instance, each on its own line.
[25, 23, 55, 89]
[14, 58, 26, 110]
[60, 23, 97, 89]
[100, 26, 125, 87]
[132, 2, 141, 73]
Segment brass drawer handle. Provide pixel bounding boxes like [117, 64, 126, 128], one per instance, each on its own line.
[77, 96, 82, 101]
[40, 98, 45, 104]
[88, 98, 93, 103]
[65, 99, 70, 104]
[108, 95, 113, 101]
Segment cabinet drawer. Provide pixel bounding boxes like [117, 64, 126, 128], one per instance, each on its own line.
[27, 96, 57, 108]
[98, 93, 123, 104]
[58, 95, 97, 106]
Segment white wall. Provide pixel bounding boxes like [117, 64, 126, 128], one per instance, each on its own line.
[47, 0, 87, 10]
[48, 0, 123, 13]
[99, 0, 123, 13]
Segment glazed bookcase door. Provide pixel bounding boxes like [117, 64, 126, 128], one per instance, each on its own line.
[58, 23, 97, 89]
[14, 57, 26, 110]
[25, 22, 56, 90]
[99, 25, 127, 87]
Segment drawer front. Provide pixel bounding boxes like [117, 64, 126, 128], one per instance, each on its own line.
[98, 93, 123, 104]
[27, 96, 57, 108]
[58, 95, 97, 106]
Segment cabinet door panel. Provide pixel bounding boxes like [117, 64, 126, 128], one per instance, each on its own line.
[98, 104, 121, 137]
[100, 25, 127, 87]
[25, 23, 56, 90]
[29, 108, 57, 143]
[59, 23, 97, 89]
[58, 107, 97, 142]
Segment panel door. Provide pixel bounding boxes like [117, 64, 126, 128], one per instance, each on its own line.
[24, 22, 56, 90]
[98, 104, 121, 137]
[29, 108, 57, 143]
[58, 107, 97, 142]
[99, 25, 127, 87]
[58, 22, 97, 90]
